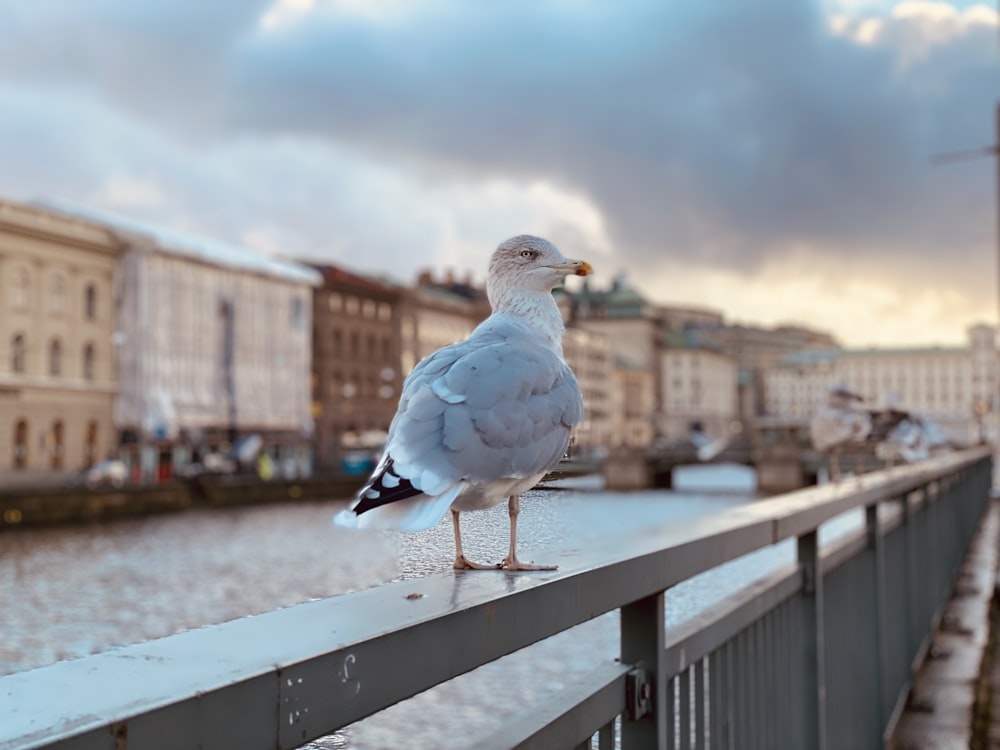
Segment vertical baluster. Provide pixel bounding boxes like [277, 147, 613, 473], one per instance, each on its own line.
[667, 675, 677, 750]
[621, 592, 666, 749]
[900, 491, 919, 668]
[724, 639, 735, 749]
[798, 530, 828, 750]
[735, 630, 747, 746]
[695, 659, 706, 750]
[597, 719, 614, 750]
[709, 650, 722, 750]
[867, 502, 889, 730]
[763, 611, 775, 750]
[680, 667, 691, 750]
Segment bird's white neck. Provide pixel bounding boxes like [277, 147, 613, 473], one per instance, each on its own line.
[489, 289, 566, 353]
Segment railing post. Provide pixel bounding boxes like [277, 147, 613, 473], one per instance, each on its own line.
[866, 503, 890, 730]
[798, 530, 827, 750]
[900, 492, 920, 656]
[621, 592, 667, 749]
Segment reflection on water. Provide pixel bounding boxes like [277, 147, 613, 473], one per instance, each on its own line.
[2, 464, 766, 749]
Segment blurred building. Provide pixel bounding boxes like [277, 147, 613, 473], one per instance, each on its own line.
[399, 270, 490, 375]
[0, 200, 121, 483]
[764, 324, 998, 445]
[43, 200, 320, 481]
[562, 325, 614, 454]
[568, 274, 662, 446]
[688, 323, 840, 420]
[659, 345, 739, 443]
[310, 264, 402, 471]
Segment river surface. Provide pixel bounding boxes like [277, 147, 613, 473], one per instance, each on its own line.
[3, 465, 856, 748]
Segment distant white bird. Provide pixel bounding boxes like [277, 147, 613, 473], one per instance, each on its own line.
[809, 386, 872, 482]
[335, 235, 591, 570]
[876, 416, 930, 465]
[688, 421, 730, 462]
[874, 414, 950, 466]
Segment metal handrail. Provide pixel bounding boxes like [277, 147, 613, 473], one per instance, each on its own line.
[1, 446, 991, 750]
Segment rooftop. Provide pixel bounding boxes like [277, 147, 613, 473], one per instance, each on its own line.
[36, 198, 321, 286]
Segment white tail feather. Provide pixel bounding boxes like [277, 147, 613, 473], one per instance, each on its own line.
[333, 484, 465, 532]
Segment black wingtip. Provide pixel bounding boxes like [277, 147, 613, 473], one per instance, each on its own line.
[353, 457, 422, 515]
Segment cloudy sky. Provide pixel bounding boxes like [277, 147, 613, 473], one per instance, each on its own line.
[0, 0, 997, 347]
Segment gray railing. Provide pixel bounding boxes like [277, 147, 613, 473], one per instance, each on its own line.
[1, 447, 992, 750]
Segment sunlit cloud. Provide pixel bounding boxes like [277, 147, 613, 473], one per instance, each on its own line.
[830, 0, 999, 56]
[258, 0, 420, 30]
[637, 254, 993, 348]
[91, 173, 169, 210]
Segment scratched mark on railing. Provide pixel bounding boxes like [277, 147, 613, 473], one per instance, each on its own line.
[341, 653, 361, 697]
[286, 676, 310, 726]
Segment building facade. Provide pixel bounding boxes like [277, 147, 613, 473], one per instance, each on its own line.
[0, 201, 121, 483]
[562, 325, 614, 454]
[311, 265, 402, 471]
[45, 201, 320, 481]
[690, 323, 841, 421]
[659, 346, 739, 443]
[399, 271, 490, 376]
[764, 324, 998, 445]
[568, 275, 663, 447]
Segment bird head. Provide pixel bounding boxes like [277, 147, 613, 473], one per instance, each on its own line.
[487, 235, 591, 302]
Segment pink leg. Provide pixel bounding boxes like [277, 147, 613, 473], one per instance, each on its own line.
[501, 495, 557, 571]
[451, 510, 500, 570]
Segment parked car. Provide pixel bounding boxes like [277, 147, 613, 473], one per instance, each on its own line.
[341, 450, 376, 476]
[86, 459, 127, 488]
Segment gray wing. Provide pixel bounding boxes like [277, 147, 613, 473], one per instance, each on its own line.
[384, 325, 584, 496]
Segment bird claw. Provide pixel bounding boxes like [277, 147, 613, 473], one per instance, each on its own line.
[453, 555, 502, 570]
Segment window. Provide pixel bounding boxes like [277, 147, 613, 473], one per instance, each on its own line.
[291, 297, 305, 330]
[84, 284, 97, 320]
[84, 421, 98, 467]
[13, 420, 28, 469]
[12, 268, 29, 309]
[11, 334, 25, 373]
[50, 274, 66, 315]
[83, 342, 95, 380]
[49, 338, 62, 376]
[50, 420, 64, 469]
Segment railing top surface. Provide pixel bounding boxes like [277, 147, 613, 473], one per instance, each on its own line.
[1, 446, 989, 750]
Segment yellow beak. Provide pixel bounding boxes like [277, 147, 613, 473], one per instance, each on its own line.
[548, 259, 592, 277]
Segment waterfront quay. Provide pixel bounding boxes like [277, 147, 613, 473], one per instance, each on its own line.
[0, 473, 364, 530]
[1, 453, 996, 749]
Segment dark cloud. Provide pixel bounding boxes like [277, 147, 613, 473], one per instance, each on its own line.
[0, 0, 995, 293]
[223, 1, 997, 272]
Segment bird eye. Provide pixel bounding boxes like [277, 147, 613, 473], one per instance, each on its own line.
[520, 250, 535, 259]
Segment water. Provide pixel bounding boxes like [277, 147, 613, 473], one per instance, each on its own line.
[3, 464, 838, 748]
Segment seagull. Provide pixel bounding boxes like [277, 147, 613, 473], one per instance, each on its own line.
[809, 385, 872, 483]
[688, 420, 731, 462]
[875, 414, 932, 466]
[335, 235, 591, 571]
